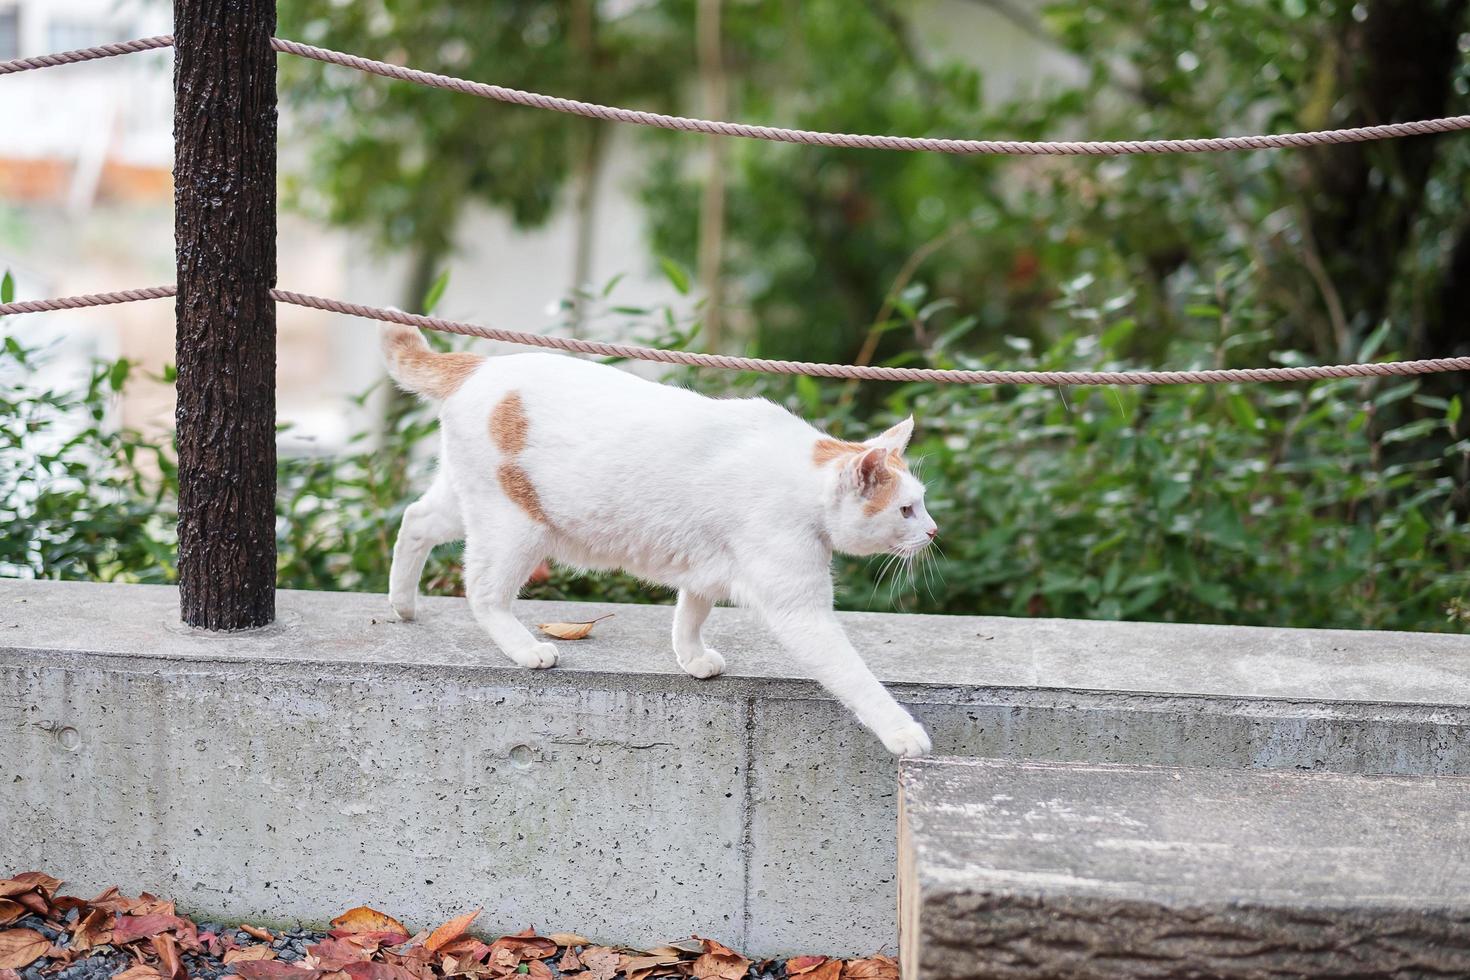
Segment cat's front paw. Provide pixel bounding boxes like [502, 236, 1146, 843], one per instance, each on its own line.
[679, 648, 726, 679]
[509, 641, 559, 669]
[390, 594, 416, 621]
[880, 721, 932, 758]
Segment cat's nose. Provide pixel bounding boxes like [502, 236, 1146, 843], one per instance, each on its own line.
[926, 527, 938, 539]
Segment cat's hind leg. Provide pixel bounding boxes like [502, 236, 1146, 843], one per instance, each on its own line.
[462, 508, 558, 669]
[389, 474, 464, 622]
[672, 590, 725, 679]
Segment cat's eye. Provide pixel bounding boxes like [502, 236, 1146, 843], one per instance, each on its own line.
[900, 505, 915, 519]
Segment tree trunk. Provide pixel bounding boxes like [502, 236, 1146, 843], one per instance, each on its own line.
[1303, 0, 1468, 358]
[173, 0, 278, 630]
[568, 0, 607, 336]
[696, 0, 729, 350]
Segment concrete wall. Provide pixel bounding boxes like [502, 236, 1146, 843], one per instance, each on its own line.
[3, 580, 1470, 955]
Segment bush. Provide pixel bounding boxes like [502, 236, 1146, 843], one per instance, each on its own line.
[3, 278, 1466, 633]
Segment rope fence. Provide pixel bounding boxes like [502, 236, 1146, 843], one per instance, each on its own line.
[3, 32, 1469, 386]
[5, 287, 1468, 387]
[5, 34, 1470, 156]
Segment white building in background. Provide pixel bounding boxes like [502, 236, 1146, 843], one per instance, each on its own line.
[0, 0, 1072, 452]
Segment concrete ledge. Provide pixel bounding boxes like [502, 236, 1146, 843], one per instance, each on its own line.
[4, 580, 1470, 955]
[898, 757, 1470, 979]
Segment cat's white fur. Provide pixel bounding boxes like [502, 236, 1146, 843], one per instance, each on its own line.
[382, 324, 937, 757]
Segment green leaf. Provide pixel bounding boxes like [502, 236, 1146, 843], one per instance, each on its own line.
[108, 359, 132, 393]
[658, 256, 691, 296]
[1, 270, 13, 305]
[422, 270, 451, 315]
[1449, 396, 1462, 429]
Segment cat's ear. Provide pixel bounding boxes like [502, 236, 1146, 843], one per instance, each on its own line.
[865, 415, 914, 453]
[850, 447, 894, 497]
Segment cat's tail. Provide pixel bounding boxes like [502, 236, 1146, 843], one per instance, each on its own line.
[380, 323, 486, 400]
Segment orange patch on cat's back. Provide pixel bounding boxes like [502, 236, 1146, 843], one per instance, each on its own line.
[490, 392, 530, 454]
[498, 462, 549, 524]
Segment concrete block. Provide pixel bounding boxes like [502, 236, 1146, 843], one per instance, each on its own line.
[898, 757, 1470, 979]
[4, 580, 1470, 955]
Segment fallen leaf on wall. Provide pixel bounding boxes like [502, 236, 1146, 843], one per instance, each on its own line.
[537, 614, 614, 640]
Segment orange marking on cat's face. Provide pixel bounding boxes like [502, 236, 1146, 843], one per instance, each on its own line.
[498, 462, 549, 524]
[490, 392, 530, 454]
[815, 438, 911, 516]
[862, 465, 901, 516]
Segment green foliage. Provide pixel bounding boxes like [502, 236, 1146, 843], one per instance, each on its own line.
[3, 278, 1466, 631]
[0, 336, 177, 583]
[766, 316, 1470, 631]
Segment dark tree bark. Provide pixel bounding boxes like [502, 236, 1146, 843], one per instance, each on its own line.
[1303, 0, 1469, 357]
[173, 0, 278, 630]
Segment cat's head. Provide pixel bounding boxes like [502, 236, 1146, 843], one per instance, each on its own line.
[818, 417, 938, 557]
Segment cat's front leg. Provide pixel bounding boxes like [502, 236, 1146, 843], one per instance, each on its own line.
[672, 590, 724, 678]
[759, 603, 931, 758]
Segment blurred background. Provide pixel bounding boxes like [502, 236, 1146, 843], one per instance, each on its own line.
[2, 0, 1468, 631]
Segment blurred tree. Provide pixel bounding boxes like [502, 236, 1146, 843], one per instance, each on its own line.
[639, 0, 1468, 382]
[275, 0, 685, 316]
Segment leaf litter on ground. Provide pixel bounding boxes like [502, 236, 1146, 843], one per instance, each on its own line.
[0, 872, 897, 980]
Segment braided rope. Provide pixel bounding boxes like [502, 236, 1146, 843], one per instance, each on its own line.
[0, 35, 174, 75]
[5, 286, 1469, 386]
[5, 34, 1470, 155]
[269, 38, 1470, 156]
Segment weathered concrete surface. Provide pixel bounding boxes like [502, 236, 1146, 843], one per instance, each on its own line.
[4, 580, 1470, 955]
[898, 757, 1470, 979]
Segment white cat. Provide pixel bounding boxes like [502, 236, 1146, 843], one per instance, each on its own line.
[382, 324, 938, 757]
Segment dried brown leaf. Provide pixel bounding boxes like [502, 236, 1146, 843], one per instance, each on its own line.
[234, 963, 324, 980]
[580, 946, 622, 980]
[0, 967, 20, 980]
[425, 909, 481, 953]
[803, 963, 843, 980]
[526, 960, 554, 980]
[536, 614, 614, 640]
[0, 903, 21, 928]
[556, 947, 583, 971]
[114, 967, 164, 980]
[83, 886, 136, 915]
[152, 933, 185, 980]
[71, 908, 113, 952]
[0, 929, 49, 970]
[110, 914, 186, 945]
[330, 907, 408, 938]
[486, 930, 556, 962]
[130, 894, 174, 917]
[10, 894, 44, 917]
[307, 938, 373, 970]
[340, 964, 422, 980]
[241, 924, 274, 942]
[548, 933, 592, 949]
[785, 957, 827, 976]
[0, 874, 60, 901]
[840, 956, 897, 980]
[223, 946, 279, 964]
